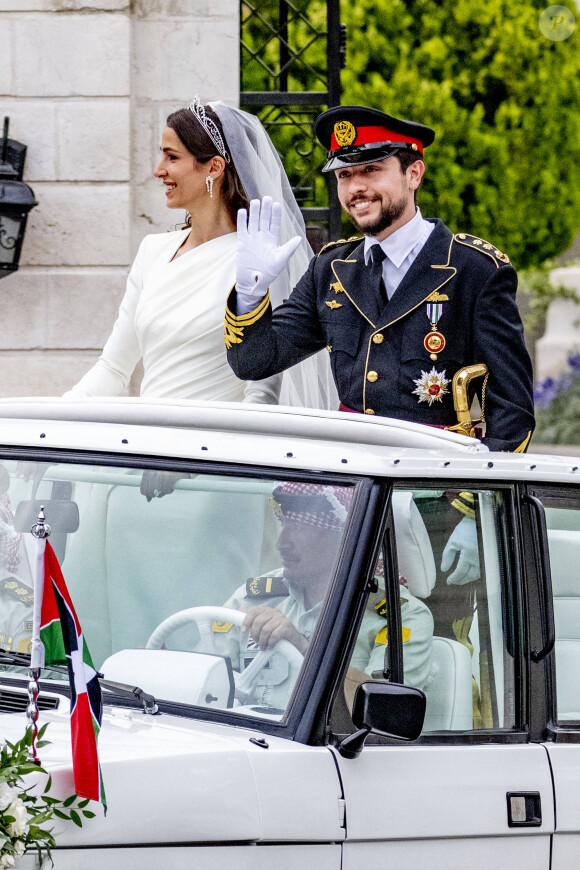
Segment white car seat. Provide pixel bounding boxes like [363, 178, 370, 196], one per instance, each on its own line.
[422, 637, 474, 730]
[391, 491, 436, 599]
[548, 529, 580, 719]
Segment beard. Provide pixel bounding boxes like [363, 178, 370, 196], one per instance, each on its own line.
[351, 194, 408, 236]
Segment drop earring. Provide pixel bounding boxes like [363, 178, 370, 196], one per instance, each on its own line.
[205, 175, 213, 198]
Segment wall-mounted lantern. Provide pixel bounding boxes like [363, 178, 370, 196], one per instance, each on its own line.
[0, 117, 38, 280]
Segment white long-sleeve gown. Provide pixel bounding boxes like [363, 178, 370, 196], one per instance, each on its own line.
[67, 230, 279, 403]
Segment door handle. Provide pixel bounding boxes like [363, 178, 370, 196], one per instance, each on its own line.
[507, 792, 542, 827]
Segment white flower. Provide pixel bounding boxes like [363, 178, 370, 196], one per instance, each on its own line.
[6, 800, 28, 838]
[0, 854, 15, 868]
[12, 841, 25, 858]
[0, 784, 17, 813]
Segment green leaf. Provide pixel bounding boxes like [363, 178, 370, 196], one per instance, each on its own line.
[81, 810, 96, 818]
[69, 810, 82, 828]
[43, 774, 53, 794]
[53, 809, 69, 820]
[18, 763, 44, 775]
[62, 794, 77, 807]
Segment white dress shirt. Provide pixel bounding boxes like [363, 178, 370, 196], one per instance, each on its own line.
[364, 208, 435, 299]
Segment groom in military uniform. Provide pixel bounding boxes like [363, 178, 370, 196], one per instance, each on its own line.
[225, 105, 534, 453]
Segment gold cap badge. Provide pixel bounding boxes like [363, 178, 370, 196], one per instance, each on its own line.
[334, 120, 356, 147]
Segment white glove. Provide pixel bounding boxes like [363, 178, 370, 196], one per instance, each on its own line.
[236, 196, 301, 312]
[441, 516, 480, 585]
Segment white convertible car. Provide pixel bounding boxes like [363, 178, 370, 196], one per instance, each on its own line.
[0, 398, 579, 869]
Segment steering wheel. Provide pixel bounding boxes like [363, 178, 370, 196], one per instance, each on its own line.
[146, 606, 304, 703]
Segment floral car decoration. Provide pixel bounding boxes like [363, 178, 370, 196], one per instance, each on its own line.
[0, 726, 92, 867]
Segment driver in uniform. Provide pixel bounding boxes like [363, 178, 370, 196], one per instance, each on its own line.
[209, 482, 433, 709]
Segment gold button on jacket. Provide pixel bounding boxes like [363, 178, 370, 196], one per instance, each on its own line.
[373, 334, 384, 344]
[367, 371, 378, 383]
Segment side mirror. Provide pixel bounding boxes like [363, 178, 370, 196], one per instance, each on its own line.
[338, 681, 426, 759]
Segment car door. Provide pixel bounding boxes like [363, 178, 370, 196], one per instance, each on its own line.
[527, 484, 580, 870]
[330, 483, 554, 870]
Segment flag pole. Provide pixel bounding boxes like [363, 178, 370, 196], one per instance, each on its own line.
[28, 506, 51, 765]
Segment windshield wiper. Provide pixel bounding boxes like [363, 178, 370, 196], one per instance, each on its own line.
[0, 649, 158, 715]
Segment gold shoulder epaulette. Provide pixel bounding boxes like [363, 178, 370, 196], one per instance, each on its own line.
[454, 233, 510, 265]
[245, 575, 289, 598]
[374, 597, 387, 619]
[318, 235, 363, 256]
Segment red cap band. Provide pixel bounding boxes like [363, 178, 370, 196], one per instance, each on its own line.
[330, 125, 423, 155]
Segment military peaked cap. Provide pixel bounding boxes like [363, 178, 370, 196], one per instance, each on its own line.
[315, 105, 435, 173]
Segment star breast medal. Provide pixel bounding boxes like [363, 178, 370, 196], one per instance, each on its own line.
[412, 367, 450, 405]
[424, 296, 448, 360]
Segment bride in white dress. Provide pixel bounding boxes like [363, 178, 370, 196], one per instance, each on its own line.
[67, 98, 336, 409]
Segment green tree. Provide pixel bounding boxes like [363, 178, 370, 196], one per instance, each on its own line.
[340, 0, 580, 268]
[242, 0, 580, 268]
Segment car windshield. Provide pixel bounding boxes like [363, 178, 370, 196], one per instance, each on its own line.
[0, 459, 354, 722]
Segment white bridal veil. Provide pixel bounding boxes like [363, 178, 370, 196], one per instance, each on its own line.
[211, 101, 339, 411]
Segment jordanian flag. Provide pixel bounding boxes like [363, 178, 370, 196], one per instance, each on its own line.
[32, 539, 106, 810]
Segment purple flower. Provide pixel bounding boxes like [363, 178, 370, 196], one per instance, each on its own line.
[534, 376, 561, 409]
[534, 356, 580, 411]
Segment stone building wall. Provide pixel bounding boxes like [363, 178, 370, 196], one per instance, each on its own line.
[0, 0, 238, 396]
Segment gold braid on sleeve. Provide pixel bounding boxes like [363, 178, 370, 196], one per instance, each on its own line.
[224, 291, 271, 349]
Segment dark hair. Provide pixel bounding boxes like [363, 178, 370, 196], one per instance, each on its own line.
[394, 151, 423, 204]
[166, 106, 249, 224]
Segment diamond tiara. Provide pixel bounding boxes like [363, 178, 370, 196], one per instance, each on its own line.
[189, 96, 230, 164]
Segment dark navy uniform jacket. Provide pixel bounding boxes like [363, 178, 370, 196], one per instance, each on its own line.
[226, 219, 534, 452]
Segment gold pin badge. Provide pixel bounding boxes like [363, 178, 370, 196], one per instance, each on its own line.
[325, 300, 342, 310]
[424, 330, 446, 360]
[334, 120, 357, 147]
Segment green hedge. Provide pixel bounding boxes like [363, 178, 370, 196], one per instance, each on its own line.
[242, 0, 580, 268]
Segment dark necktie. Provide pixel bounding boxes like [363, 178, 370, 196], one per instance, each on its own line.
[369, 244, 388, 308]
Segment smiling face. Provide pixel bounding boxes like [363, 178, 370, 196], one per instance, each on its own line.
[153, 126, 211, 212]
[335, 157, 424, 240]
